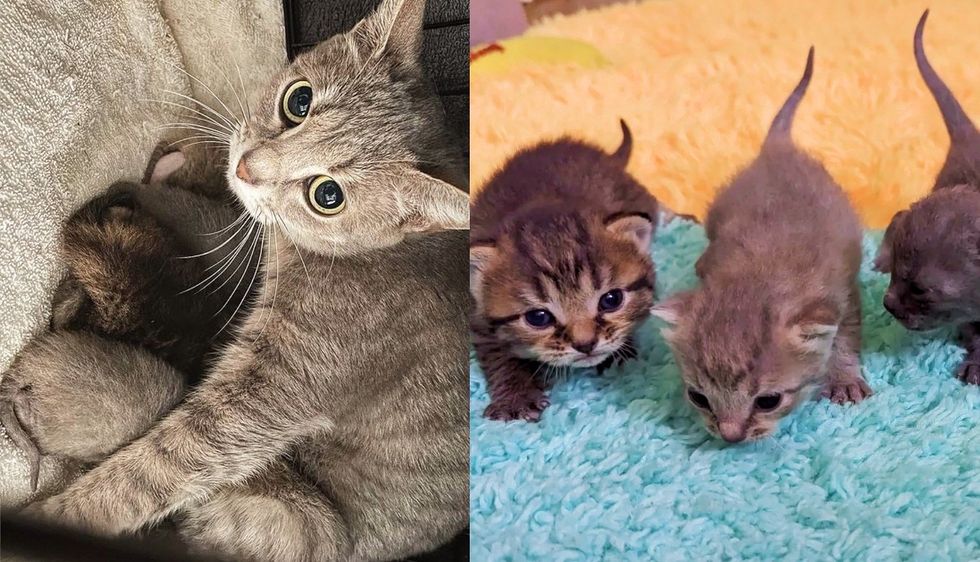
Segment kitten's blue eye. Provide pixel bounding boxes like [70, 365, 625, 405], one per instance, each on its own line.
[308, 176, 345, 215]
[598, 289, 624, 312]
[524, 309, 555, 328]
[282, 80, 312, 125]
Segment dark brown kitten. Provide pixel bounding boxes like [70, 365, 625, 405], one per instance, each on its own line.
[653, 48, 871, 443]
[875, 11, 980, 384]
[470, 121, 659, 422]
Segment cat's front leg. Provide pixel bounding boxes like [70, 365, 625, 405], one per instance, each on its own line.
[28, 358, 327, 536]
[477, 344, 550, 422]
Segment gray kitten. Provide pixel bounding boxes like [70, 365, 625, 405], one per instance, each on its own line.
[875, 11, 980, 385]
[653, 48, 871, 443]
[26, 1, 469, 561]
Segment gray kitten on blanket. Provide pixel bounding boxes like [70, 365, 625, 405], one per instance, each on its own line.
[653, 48, 871, 444]
[25, 1, 470, 562]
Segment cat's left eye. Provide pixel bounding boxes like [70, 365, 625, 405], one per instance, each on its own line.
[754, 393, 782, 412]
[308, 176, 346, 215]
[598, 289, 624, 312]
[281, 79, 313, 125]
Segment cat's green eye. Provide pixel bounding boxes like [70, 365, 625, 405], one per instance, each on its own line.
[308, 176, 346, 215]
[281, 80, 313, 125]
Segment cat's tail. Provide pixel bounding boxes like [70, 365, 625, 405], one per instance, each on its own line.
[914, 10, 977, 143]
[0, 395, 40, 492]
[610, 119, 632, 167]
[764, 46, 814, 147]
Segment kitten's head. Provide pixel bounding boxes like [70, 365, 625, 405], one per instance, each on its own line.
[876, 187, 980, 330]
[227, 0, 467, 254]
[653, 282, 838, 443]
[471, 211, 655, 368]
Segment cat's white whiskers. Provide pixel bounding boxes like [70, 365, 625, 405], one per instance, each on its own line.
[204, 226, 264, 296]
[142, 96, 236, 133]
[208, 58, 248, 124]
[234, 59, 252, 122]
[167, 135, 230, 149]
[179, 140, 231, 151]
[155, 121, 230, 138]
[211, 223, 262, 311]
[274, 215, 314, 291]
[160, 61, 240, 124]
[213, 225, 266, 338]
[178, 213, 254, 260]
[197, 211, 248, 237]
[158, 88, 238, 131]
[253, 225, 281, 344]
[183, 221, 258, 294]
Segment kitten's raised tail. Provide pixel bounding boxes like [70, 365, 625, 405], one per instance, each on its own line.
[914, 10, 978, 143]
[764, 46, 814, 147]
[0, 398, 40, 492]
[610, 118, 633, 167]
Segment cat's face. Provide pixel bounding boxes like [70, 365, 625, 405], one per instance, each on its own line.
[226, 0, 467, 255]
[653, 286, 837, 442]
[471, 213, 655, 368]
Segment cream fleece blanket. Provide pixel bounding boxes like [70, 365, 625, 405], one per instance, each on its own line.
[0, 0, 285, 508]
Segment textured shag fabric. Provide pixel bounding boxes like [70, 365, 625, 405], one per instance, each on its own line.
[470, 0, 980, 228]
[470, 219, 980, 560]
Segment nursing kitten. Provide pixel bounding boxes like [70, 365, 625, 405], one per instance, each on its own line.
[875, 11, 980, 384]
[653, 49, 871, 444]
[27, 2, 470, 562]
[0, 331, 185, 492]
[470, 120, 659, 422]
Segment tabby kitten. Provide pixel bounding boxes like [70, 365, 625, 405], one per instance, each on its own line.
[28, 1, 469, 561]
[470, 121, 659, 422]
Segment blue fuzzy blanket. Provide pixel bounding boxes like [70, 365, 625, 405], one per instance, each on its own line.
[469, 218, 979, 561]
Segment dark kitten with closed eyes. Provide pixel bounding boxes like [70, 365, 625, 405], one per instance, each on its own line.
[470, 121, 660, 422]
[875, 11, 980, 385]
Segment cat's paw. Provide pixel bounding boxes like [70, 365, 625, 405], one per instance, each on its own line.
[821, 373, 873, 404]
[484, 392, 550, 422]
[955, 359, 980, 385]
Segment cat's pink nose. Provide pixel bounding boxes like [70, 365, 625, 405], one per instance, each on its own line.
[718, 421, 746, 443]
[235, 154, 254, 184]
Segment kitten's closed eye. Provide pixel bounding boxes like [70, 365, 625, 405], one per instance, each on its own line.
[282, 79, 313, 125]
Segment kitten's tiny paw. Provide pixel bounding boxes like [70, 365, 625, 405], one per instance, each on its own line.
[821, 375, 873, 404]
[955, 360, 980, 385]
[484, 393, 550, 422]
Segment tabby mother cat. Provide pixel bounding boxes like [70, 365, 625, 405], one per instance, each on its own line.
[26, 1, 470, 560]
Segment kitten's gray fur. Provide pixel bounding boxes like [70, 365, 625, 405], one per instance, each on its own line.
[26, 1, 469, 561]
[653, 49, 872, 443]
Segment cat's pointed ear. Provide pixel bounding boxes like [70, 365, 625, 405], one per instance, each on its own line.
[351, 0, 425, 63]
[605, 212, 654, 253]
[470, 242, 497, 301]
[398, 168, 469, 233]
[874, 210, 907, 273]
[787, 300, 839, 356]
[651, 292, 691, 325]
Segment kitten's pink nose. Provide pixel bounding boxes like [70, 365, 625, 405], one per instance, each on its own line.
[718, 421, 746, 443]
[235, 153, 254, 184]
[571, 338, 597, 355]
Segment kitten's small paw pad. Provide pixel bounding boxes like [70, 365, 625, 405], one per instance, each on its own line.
[956, 360, 980, 385]
[484, 394, 550, 422]
[822, 375, 873, 404]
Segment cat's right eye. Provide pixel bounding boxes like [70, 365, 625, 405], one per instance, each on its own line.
[523, 309, 555, 329]
[308, 176, 346, 215]
[281, 79, 313, 125]
[687, 389, 712, 411]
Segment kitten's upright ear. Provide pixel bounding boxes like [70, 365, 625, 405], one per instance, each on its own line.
[397, 167, 469, 232]
[874, 210, 907, 274]
[351, 0, 425, 63]
[786, 300, 839, 356]
[651, 291, 692, 342]
[470, 243, 498, 301]
[605, 212, 654, 253]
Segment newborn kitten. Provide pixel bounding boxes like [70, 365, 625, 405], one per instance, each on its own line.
[28, 2, 470, 562]
[653, 48, 871, 443]
[470, 120, 659, 422]
[0, 331, 185, 492]
[875, 11, 980, 384]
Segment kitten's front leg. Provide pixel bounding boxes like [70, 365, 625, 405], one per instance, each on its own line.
[822, 287, 872, 403]
[28, 358, 325, 536]
[477, 344, 550, 422]
[955, 322, 980, 385]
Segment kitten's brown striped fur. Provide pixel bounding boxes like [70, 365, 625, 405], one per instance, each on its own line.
[470, 121, 659, 421]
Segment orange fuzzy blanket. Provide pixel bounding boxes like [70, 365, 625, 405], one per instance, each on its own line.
[470, 0, 980, 228]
